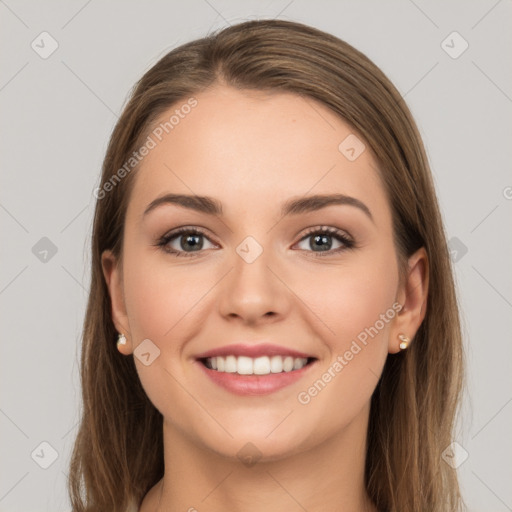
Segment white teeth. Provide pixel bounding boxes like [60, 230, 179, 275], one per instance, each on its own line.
[283, 356, 294, 372]
[237, 356, 253, 375]
[293, 357, 304, 370]
[205, 355, 309, 375]
[253, 356, 270, 375]
[270, 355, 283, 373]
[224, 355, 237, 373]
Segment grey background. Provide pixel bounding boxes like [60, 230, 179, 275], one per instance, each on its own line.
[1, 1, 511, 510]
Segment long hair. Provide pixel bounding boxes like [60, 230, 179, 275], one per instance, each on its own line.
[68, 19, 466, 512]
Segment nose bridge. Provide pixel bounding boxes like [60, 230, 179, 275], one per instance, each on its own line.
[218, 232, 288, 322]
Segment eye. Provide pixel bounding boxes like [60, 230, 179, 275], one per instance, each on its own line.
[156, 227, 217, 257]
[155, 225, 355, 258]
[294, 226, 354, 256]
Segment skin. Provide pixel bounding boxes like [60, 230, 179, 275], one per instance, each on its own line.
[102, 85, 428, 512]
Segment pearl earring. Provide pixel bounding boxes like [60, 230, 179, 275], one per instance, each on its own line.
[117, 333, 127, 349]
[398, 334, 410, 350]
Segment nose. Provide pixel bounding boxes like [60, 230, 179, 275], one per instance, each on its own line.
[217, 243, 291, 326]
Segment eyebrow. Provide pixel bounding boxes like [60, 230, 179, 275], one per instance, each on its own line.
[143, 193, 374, 223]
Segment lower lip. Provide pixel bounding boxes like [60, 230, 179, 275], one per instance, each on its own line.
[195, 360, 316, 396]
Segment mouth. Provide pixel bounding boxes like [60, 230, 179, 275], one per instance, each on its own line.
[198, 355, 317, 375]
[193, 343, 318, 395]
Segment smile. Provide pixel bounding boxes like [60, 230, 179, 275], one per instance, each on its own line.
[194, 343, 318, 395]
[201, 355, 315, 375]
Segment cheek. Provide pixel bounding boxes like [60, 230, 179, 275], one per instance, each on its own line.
[296, 250, 398, 350]
[123, 248, 208, 341]
[121, 249, 209, 418]
[293, 256, 398, 425]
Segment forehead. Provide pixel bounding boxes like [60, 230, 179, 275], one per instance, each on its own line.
[127, 85, 390, 225]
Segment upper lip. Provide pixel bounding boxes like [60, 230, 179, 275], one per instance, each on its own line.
[195, 343, 315, 360]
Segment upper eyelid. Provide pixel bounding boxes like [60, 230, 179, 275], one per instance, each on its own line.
[299, 225, 352, 239]
[163, 226, 219, 243]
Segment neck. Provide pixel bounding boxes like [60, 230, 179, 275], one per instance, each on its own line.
[140, 401, 377, 512]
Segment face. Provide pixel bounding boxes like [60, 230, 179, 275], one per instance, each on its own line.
[103, 85, 427, 461]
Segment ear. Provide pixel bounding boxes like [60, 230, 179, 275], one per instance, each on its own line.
[101, 249, 133, 355]
[389, 246, 429, 354]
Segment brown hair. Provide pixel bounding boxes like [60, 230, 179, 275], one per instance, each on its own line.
[68, 19, 466, 512]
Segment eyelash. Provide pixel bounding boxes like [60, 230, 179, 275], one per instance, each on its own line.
[155, 226, 355, 258]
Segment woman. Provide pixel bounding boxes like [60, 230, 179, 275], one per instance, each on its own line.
[68, 19, 466, 512]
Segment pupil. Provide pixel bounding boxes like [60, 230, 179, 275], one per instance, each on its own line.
[312, 234, 331, 251]
[182, 234, 202, 251]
